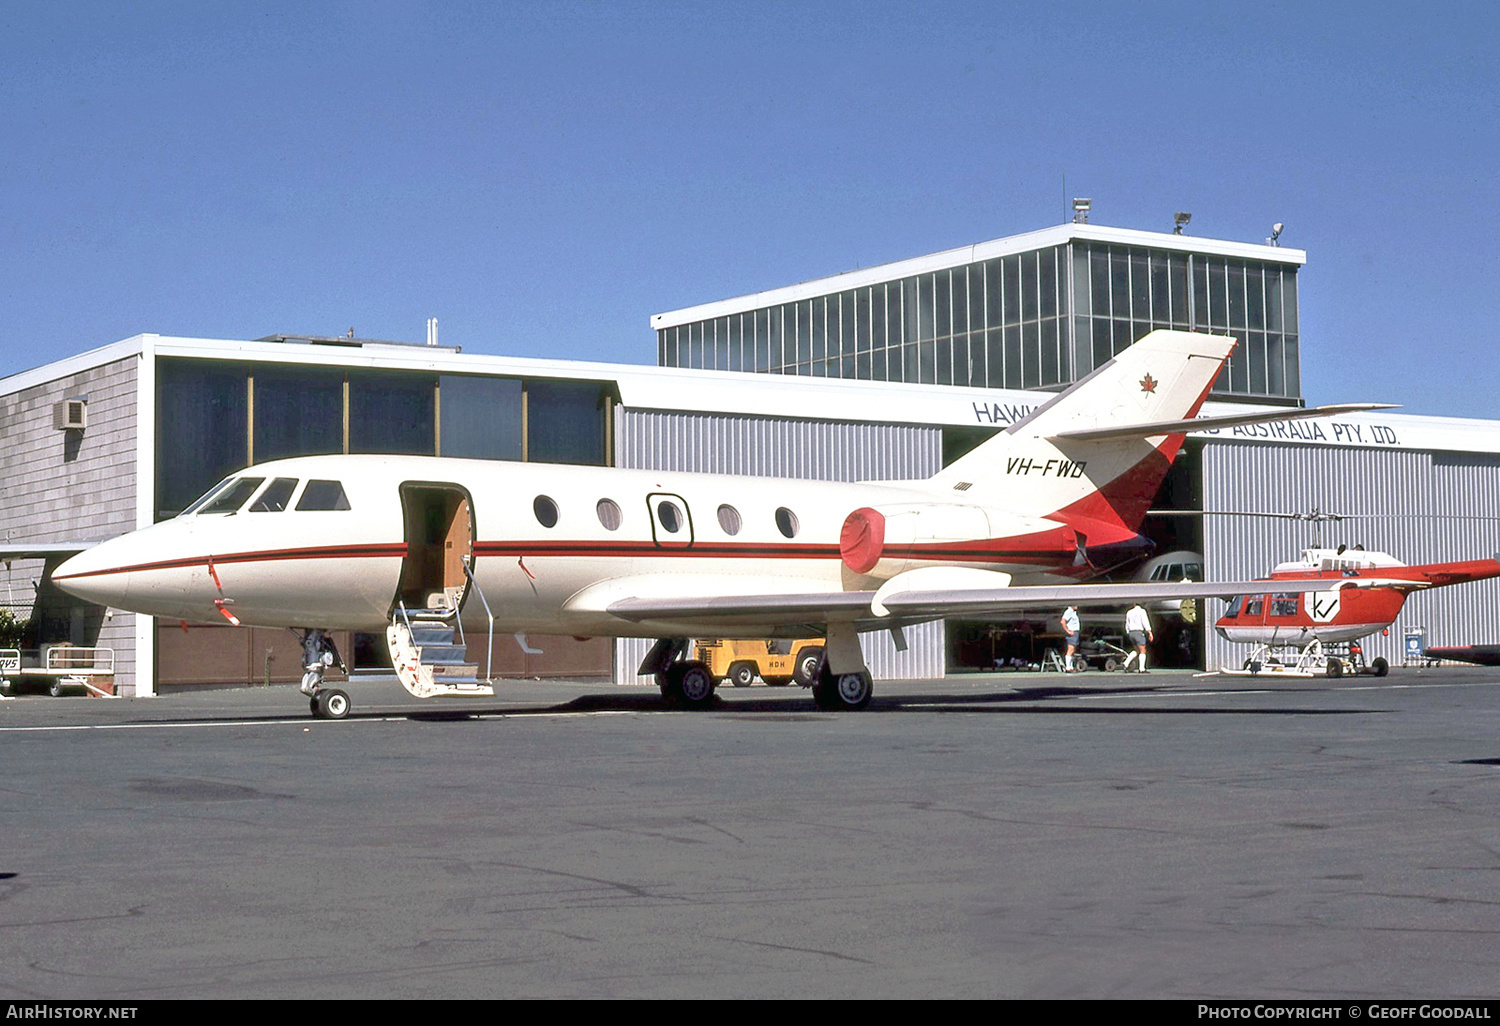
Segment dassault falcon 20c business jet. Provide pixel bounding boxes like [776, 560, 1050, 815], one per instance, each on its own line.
[53, 330, 1387, 717]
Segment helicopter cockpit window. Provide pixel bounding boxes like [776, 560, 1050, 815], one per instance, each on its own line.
[1245, 597, 1264, 616]
[1271, 593, 1300, 616]
[249, 478, 299, 512]
[295, 480, 351, 511]
[199, 477, 266, 515]
[1225, 596, 1244, 617]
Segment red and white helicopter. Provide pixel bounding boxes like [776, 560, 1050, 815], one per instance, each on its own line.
[52, 330, 1383, 717]
[1145, 504, 1500, 677]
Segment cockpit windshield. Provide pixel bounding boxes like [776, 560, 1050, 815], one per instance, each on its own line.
[179, 477, 234, 517]
[249, 478, 299, 512]
[198, 477, 266, 515]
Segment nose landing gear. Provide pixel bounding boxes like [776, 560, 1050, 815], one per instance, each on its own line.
[298, 629, 350, 719]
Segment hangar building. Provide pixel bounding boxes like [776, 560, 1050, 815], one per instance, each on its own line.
[3, 222, 1498, 696]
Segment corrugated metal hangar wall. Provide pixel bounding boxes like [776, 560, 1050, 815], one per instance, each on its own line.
[1200, 441, 1500, 670]
[612, 407, 946, 682]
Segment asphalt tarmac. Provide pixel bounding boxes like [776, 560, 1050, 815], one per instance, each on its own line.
[3, 665, 1499, 1000]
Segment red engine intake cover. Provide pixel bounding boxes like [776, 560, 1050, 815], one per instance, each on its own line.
[840, 507, 886, 574]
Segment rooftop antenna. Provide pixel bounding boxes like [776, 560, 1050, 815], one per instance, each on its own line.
[1173, 211, 1192, 235]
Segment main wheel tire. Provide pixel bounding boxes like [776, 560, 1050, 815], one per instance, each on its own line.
[1372, 656, 1389, 677]
[728, 662, 756, 688]
[316, 688, 351, 719]
[1102, 657, 1118, 672]
[663, 661, 716, 709]
[48, 679, 63, 698]
[762, 676, 793, 687]
[793, 648, 824, 687]
[1325, 659, 1343, 678]
[813, 668, 872, 711]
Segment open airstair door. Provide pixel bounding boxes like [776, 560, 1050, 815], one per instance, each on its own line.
[397, 484, 473, 614]
[388, 484, 493, 699]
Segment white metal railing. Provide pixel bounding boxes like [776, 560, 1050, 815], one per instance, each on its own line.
[461, 556, 494, 682]
[45, 646, 115, 673]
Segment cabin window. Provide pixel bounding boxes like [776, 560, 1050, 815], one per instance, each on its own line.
[296, 480, 351, 511]
[249, 478, 299, 512]
[200, 477, 265, 514]
[534, 495, 560, 528]
[1245, 597, 1264, 616]
[1272, 593, 1300, 617]
[775, 507, 799, 538]
[657, 501, 684, 534]
[596, 498, 622, 531]
[717, 504, 743, 536]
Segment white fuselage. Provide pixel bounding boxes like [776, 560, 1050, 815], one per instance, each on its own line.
[54, 453, 1075, 638]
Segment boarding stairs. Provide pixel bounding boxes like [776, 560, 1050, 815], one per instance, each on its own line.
[388, 599, 495, 700]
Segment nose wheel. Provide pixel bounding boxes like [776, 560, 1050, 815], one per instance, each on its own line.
[298, 628, 350, 719]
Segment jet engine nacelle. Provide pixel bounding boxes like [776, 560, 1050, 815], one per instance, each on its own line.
[839, 503, 1079, 581]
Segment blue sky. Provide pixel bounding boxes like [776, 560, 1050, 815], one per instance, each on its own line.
[3, 1, 1496, 417]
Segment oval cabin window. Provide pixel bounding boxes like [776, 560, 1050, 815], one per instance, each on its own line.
[596, 498, 622, 531]
[534, 495, 559, 528]
[717, 504, 742, 536]
[775, 507, 799, 538]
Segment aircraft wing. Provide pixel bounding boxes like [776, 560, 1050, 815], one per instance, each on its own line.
[1047, 403, 1396, 443]
[603, 576, 1351, 632]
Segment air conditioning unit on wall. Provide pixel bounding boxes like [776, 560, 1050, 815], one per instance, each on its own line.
[53, 398, 87, 431]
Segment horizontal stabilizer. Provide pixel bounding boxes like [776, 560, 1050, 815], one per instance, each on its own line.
[1048, 403, 1398, 443]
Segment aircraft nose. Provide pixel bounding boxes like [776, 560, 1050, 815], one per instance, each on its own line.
[53, 539, 134, 608]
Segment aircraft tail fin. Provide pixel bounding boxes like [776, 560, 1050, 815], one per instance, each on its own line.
[932, 330, 1234, 533]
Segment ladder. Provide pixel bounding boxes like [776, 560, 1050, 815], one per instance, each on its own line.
[388, 602, 495, 699]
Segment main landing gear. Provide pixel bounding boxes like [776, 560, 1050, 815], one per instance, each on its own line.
[640, 633, 874, 713]
[298, 629, 350, 720]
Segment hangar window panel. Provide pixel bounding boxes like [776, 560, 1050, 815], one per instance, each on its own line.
[1265, 269, 1284, 332]
[1248, 332, 1268, 394]
[1130, 252, 1150, 321]
[919, 339, 936, 384]
[811, 298, 827, 362]
[440, 375, 522, 461]
[1208, 261, 1228, 327]
[1021, 252, 1039, 322]
[349, 371, 435, 456]
[855, 288, 871, 354]
[1169, 254, 1189, 326]
[1109, 250, 1130, 323]
[1022, 322, 1041, 388]
[1003, 325, 1022, 389]
[155, 359, 249, 519]
[1112, 318, 1133, 357]
[713, 317, 728, 371]
[1091, 318, 1112, 369]
[1227, 263, 1247, 329]
[840, 291, 856, 355]
[985, 329, 1005, 388]
[984, 259, 1003, 328]
[1039, 247, 1058, 319]
[766, 307, 784, 369]
[688, 322, 705, 368]
[726, 315, 743, 372]
[1226, 338, 1249, 393]
[526, 380, 607, 466]
[1150, 254, 1170, 325]
[1246, 269, 1266, 330]
[1284, 336, 1301, 396]
[1267, 334, 1286, 395]
[936, 337, 953, 385]
[869, 345, 889, 382]
[1282, 273, 1298, 333]
[968, 264, 986, 331]
[1089, 248, 1110, 319]
[870, 287, 887, 351]
[1002, 256, 1021, 324]
[856, 348, 871, 379]
[1039, 319, 1059, 386]
[1192, 259, 1209, 328]
[886, 283, 904, 349]
[916, 275, 935, 342]
[840, 350, 855, 380]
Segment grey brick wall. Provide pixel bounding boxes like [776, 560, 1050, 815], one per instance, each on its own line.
[0, 357, 139, 691]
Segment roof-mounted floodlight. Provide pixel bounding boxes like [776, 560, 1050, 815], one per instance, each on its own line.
[1268, 222, 1284, 246]
[1173, 211, 1192, 235]
[1072, 198, 1091, 224]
